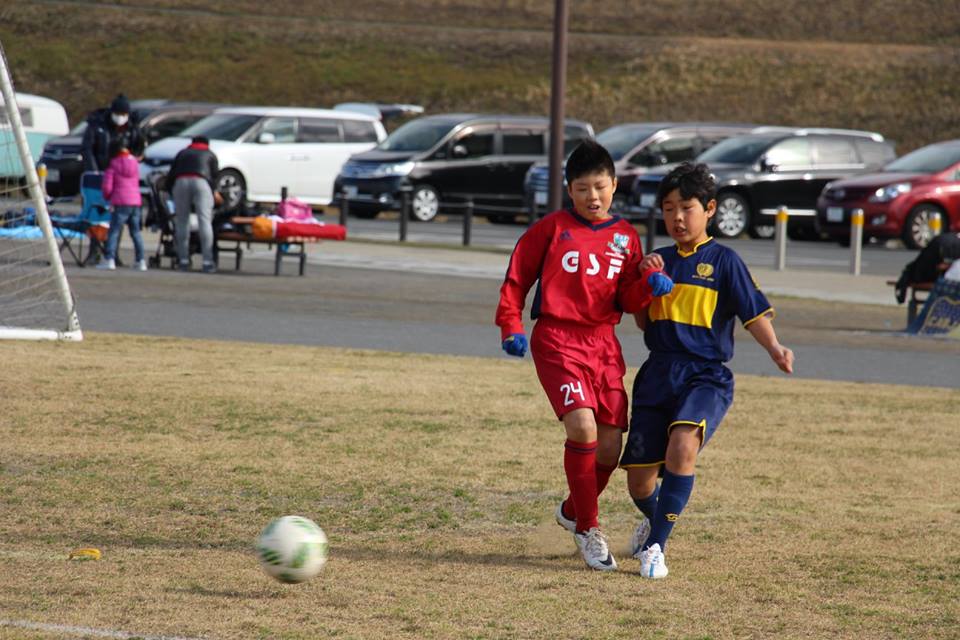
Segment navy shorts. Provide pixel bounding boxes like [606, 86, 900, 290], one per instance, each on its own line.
[620, 354, 734, 468]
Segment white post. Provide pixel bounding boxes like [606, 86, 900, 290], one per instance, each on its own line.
[849, 208, 864, 276]
[774, 205, 788, 271]
[0, 40, 82, 340]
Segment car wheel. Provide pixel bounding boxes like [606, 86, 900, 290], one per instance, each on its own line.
[215, 169, 246, 212]
[409, 185, 440, 222]
[902, 204, 945, 250]
[712, 192, 750, 238]
[749, 222, 776, 240]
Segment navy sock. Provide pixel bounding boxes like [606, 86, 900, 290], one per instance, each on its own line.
[632, 484, 660, 521]
[645, 469, 695, 552]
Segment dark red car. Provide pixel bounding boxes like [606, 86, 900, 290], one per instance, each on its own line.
[816, 139, 960, 248]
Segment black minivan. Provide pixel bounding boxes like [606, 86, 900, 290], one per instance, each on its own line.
[632, 128, 896, 239]
[333, 114, 593, 222]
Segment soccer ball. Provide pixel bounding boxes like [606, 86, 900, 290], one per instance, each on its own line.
[255, 515, 328, 584]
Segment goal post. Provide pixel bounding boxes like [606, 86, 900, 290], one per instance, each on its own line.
[0, 39, 82, 341]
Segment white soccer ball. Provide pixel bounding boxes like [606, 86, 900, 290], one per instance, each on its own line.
[255, 515, 328, 584]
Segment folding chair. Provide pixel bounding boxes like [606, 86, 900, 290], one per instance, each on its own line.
[51, 172, 113, 267]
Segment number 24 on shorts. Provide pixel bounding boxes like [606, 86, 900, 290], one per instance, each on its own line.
[560, 381, 585, 406]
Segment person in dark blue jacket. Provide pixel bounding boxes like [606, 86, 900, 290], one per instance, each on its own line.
[81, 94, 144, 173]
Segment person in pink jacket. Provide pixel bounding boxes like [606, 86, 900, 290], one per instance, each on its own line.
[97, 139, 146, 271]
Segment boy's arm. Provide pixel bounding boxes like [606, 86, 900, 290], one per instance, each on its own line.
[745, 314, 794, 374]
[618, 252, 671, 313]
[494, 220, 551, 340]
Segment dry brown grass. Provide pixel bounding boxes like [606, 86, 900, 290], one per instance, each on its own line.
[1, 2, 959, 150]
[0, 333, 958, 639]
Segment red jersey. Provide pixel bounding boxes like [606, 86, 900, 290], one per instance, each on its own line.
[496, 209, 655, 340]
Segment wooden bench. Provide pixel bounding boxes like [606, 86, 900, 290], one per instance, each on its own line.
[215, 217, 315, 276]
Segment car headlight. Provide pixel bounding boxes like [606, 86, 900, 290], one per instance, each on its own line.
[374, 162, 414, 178]
[868, 182, 911, 202]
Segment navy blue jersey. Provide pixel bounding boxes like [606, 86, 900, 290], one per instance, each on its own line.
[643, 238, 772, 362]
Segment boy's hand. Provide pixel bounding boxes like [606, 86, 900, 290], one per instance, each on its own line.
[647, 272, 674, 297]
[768, 344, 794, 374]
[502, 333, 528, 358]
[639, 253, 664, 272]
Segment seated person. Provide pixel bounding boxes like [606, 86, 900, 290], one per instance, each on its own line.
[894, 232, 960, 303]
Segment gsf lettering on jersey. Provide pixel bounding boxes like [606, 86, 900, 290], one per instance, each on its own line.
[560, 250, 623, 279]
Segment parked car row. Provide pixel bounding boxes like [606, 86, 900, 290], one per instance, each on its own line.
[34, 96, 960, 248]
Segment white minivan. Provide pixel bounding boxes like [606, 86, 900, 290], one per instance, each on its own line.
[0, 92, 69, 179]
[141, 106, 386, 209]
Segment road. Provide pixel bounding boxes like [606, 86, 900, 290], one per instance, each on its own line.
[60, 224, 960, 390]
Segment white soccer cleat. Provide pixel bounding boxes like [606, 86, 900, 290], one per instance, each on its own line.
[630, 516, 651, 559]
[574, 527, 618, 571]
[554, 501, 576, 534]
[95, 258, 115, 270]
[639, 542, 668, 579]
[134, 259, 147, 271]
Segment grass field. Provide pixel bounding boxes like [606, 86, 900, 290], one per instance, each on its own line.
[1, 334, 958, 639]
[2, 1, 960, 150]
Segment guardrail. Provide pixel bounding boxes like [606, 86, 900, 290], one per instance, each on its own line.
[338, 189, 482, 246]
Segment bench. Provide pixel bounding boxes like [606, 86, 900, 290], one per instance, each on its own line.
[215, 217, 334, 276]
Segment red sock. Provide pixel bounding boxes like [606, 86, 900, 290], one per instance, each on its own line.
[563, 461, 617, 520]
[564, 439, 598, 532]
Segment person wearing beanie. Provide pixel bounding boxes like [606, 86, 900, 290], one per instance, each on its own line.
[81, 93, 144, 172]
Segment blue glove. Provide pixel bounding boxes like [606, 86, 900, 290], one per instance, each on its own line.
[648, 271, 674, 297]
[502, 333, 528, 357]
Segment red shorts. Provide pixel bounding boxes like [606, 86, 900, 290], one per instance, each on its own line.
[530, 319, 628, 429]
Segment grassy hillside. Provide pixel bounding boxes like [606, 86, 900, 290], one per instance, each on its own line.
[2, 1, 959, 151]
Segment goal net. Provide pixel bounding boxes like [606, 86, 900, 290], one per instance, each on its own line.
[0, 40, 82, 341]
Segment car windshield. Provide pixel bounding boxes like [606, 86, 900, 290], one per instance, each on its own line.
[885, 143, 960, 174]
[698, 136, 776, 164]
[179, 113, 261, 141]
[596, 125, 659, 161]
[378, 119, 457, 152]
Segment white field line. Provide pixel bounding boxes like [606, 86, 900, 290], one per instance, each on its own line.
[0, 619, 209, 640]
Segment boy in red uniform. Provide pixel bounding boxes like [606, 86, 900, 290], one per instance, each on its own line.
[495, 140, 673, 571]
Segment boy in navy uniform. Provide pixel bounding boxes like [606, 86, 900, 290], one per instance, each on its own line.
[622, 162, 794, 579]
[496, 140, 673, 571]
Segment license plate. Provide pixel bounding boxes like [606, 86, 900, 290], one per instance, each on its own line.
[827, 206, 844, 223]
[344, 185, 358, 199]
[45, 168, 60, 182]
[640, 193, 656, 207]
[534, 191, 547, 206]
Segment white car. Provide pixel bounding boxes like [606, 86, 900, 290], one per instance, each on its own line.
[141, 106, 386, 209]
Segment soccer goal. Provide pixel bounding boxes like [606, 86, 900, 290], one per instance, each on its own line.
[0, 41, 82, 341]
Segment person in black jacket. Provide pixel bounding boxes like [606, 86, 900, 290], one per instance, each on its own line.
[165, 136, 221, 272]
[894, 232, 960, 303]
[81, 94, 144, 172]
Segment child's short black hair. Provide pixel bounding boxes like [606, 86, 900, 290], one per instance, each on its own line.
[656, 162, 717, 208]
[108, 138, 126, 158]
[564, 139, 616, 184]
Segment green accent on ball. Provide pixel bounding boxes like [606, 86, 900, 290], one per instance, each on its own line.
[290, 543, 310, 569]
[277, 572, 301, 584]
[257, 546, 282, 566]
[291, 517, 320, 534]
[260, 518, 280, 537]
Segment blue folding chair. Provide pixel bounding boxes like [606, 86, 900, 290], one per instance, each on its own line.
[51, 172, 113, 266]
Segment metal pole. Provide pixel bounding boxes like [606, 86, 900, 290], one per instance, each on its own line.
[399, 186, 410, 242]
[461, 198, 473, 246]
[774, 205, 788, 271]
[338, 189, 349, 228]
[850, 208, 864, 275]
[0, 41, 81, 338]
[547, 0, 569, 213]
[645, 206, 656, 256]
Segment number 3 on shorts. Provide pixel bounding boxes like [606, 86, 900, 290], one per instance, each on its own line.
[560, 381, 586, 406]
